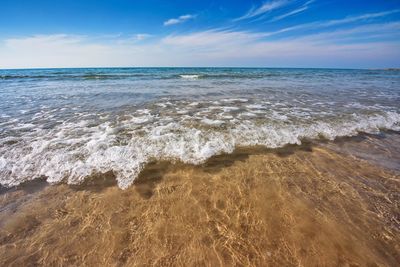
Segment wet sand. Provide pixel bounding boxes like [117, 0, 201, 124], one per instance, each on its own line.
[0, 133, 400, 266]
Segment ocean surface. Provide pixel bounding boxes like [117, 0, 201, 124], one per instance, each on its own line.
[0, 68, 399, 188]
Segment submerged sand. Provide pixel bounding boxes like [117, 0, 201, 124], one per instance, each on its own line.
[0, 133, 399, 266]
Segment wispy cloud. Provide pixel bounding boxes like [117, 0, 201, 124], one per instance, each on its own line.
[160, 24, 400, 67]
[1, 19, 400, 69]
[320, 9, 400, 27]
[162, 30, 268, 48]
[162, 22, 400, 48]
[270, 0, 315, 22]
[270, 6, 308, 22]
[133, 33, 152, 41]
[293, 22, 400, 43]
[234, 0, 289, 21]
[263, 9, 400, 37]
[163, 14, 196, 26]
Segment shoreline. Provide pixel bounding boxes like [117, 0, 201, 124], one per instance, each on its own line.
[1, 130, 399, 193]
[1, 131, 399, 266]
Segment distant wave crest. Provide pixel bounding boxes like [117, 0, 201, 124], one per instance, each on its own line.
[179, 74, 201, 79]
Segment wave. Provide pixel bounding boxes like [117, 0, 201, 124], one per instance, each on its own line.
[176, 73, 278, 80]
[0, 73, 152, 80]
[82, 74, 123, 80]
[0, 111, 399, 189]
[0, 75, 57, 80]
[1, 72, 278, 81]
[180, 74, 201, 79]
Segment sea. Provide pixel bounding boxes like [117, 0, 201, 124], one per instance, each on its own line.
[0, 68, 399, 188]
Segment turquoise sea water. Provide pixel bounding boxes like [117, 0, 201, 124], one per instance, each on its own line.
[1, 68, 399, 188]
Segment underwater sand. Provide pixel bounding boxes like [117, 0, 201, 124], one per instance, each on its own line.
[0, 133, 400, 266]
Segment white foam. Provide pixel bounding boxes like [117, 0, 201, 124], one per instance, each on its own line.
[271, 111, 289, 121]
[130, 115, 154, 124]
[222, 98, 248, 103]
[13, 123, 36, 130]
[240, 112, 258, 117]
[180, 75, 200, 79]
[246, 104, 265, 109]
[200, 118, 224, 126]
[223, 107, 240, 112]
[0, 109, 399, 190]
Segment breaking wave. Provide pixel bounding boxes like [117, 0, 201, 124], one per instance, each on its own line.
[1, 110, 399, 189]
[179, 74, 201, 79]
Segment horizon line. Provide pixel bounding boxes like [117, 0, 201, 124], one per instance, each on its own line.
[1, 66, 398, 71]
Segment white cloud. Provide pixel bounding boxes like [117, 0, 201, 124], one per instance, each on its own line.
[234, 0, 289, 21]
[162, 30, 268, 47]
[270, 0, 315, 22]
[270, 6, 308, 21]
[320, 9, 400, 27]
[159, 27, 400, 68]
[163, 14, 196, 26]
[1, 22, 399, 69]
[134, 33, 151, 41]
[262, 9, 400, 37]
[1, 35, 114, 68]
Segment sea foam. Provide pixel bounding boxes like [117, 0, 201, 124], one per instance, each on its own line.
[180, 74, 201, 79]
[0, 110, 399, 189]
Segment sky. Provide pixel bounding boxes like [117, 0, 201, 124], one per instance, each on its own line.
[0, 0, 400, 69]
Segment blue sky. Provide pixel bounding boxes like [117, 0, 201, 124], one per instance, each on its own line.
[1, 0, 400, 68]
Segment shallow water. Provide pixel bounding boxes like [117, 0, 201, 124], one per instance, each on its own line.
[0, 134, 399, 266]
[1, 68, 399, 188]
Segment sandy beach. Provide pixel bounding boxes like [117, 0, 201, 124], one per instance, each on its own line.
[1, 132, 399, 266]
